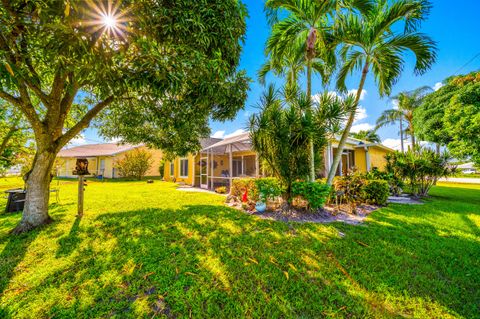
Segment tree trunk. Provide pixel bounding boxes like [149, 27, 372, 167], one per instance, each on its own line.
[11, 148, 56, 234]
[327, 62, 369, 185]
[306, 58, 315, 182]
[399, 115, 404, 153]
[411, 133, 416, 151]
[436, 143, 440, 154]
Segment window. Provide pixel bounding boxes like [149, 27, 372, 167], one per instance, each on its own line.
[170, 161, 174, 176]
[180, 158, 189, 177]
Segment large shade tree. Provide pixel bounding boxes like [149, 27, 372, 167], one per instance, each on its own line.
[415, 72, 480, 164]
[0, 0, 248, 233]
[376, 86, 432, 150]
[326, 0, 437, 184]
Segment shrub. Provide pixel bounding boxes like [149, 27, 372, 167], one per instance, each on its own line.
[116, 148, 153, 180]
[362, 179, 390, 205]
[332, 171, 366, 209]
[255, 177, 283, 202]
[365, 167, 403, 196]
[230, 178, 259, 202]
[385, 148, 454, 197]
[291, 181, 331, 210]
[215, 186, 227, 194]
[158, 160, 165, 179]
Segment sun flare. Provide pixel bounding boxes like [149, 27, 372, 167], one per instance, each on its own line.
[82, 0, 130, 39]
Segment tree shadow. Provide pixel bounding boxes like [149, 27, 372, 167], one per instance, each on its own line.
[56, 214, 82, 257]
[0, 229, 40, 318]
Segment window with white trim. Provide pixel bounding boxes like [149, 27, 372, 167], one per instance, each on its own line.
[170, 161, 174, 176]
[180, 158, 189, 177]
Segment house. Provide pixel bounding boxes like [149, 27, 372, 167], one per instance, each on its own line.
[457, 162, 478, 174]
[163, 132, 394, 190]
[56, 143, 163, 178]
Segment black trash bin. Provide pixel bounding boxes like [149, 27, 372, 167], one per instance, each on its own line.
[5, 189, 27, 213]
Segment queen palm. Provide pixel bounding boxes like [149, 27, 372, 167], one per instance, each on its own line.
[351, 129, 381, 143]
[376, 86, 432, 151]
[326, 0, 437, 184]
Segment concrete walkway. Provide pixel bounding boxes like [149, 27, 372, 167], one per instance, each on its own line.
[439, 177, 480, 184]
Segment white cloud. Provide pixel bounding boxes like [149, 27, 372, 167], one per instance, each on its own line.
[392, 99, 399, 110]
[433, 82, 444, 91]
[348, 89, 367, 101]
[351, 123, 374, 133]
[106, 137, 123, 144]
[243, 110, 251, 117]
[224, 129, 246, 138]
[212, 130, 225, 138]
[355, 106, 368, 122]
[382, 138, 431, 151]
[68, 135, 87, 146]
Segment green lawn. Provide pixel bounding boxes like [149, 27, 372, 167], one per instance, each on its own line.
[0, 178, 479, 318]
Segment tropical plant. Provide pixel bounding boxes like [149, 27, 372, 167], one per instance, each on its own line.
[350, 129, 381, 143]
[415, 72, 480, 164]
[327, 0, 437, 184]
[376, 86, 432, 151]
[385, 147, 453, 197]
[264, 0, 345, 181]
[250, 85, 350, 201]
[0, 0, 248, 233]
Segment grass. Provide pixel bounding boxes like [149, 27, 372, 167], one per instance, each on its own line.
[0, 177, 479, 318]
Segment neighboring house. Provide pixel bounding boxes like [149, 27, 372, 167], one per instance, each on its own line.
[56, 143, 163, 178]
[457, 162, 478, 174]
[164, 132, 393, 190]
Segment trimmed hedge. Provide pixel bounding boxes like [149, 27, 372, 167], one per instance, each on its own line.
[362, 179, 390, 205]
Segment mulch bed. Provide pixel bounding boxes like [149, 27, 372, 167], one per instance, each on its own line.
[227, 201, 379, 225]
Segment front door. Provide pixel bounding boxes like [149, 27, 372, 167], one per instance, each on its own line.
[200, 157, 208, 189]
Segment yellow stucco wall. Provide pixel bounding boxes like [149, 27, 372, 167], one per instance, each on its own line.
[164, 153, 196, 185]
[354, 148, 367, 172]
[369, 146, 388, 170]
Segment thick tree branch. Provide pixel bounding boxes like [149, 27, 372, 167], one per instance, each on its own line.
[56, 96, 115, 149]
[0, 124, 20, 155]
[0, 90, 22, 107]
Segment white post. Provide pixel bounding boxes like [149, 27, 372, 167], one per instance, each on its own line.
[211, 149, 214, 190]
[229, 144, 233, 188]
[206, 150, 209, 189]
[365, 147, 371, 172]
[191, 154, 195, 186]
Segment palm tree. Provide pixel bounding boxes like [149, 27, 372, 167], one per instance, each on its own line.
[263, 0, 367, 181]
[350, 129, 381, 143]
[326, 0, 437, 185]
[376, 86, 432, 150]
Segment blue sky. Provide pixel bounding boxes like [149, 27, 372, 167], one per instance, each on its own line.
[81, 0, 480, 150]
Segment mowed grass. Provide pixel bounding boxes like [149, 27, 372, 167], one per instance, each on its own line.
[0, 177, 479, 318]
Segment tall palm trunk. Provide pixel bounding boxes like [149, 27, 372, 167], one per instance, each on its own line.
[306, 58, 315, 181]
[327, 62, 369, 185]
[410, 130, 416, 150]
[399, 114, 404, 153]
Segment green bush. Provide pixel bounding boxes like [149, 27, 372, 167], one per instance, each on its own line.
[332, 171, 366, 207]
[365, 167, 403, 196]
[362, 179, 390, 205]
[385, 148, 454, 197]
[291, 181, 331, 210]
[255, 177, 283, 202]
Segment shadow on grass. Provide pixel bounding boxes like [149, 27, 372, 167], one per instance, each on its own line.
[56, 214, 82, 257]
[1, 184, 479, 318]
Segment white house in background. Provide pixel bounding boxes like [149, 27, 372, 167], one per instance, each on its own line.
[457, 162, 478, 174]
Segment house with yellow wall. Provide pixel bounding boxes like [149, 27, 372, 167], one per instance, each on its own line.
[56, 143, 163, 178]
[164, 132, 394, 190]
